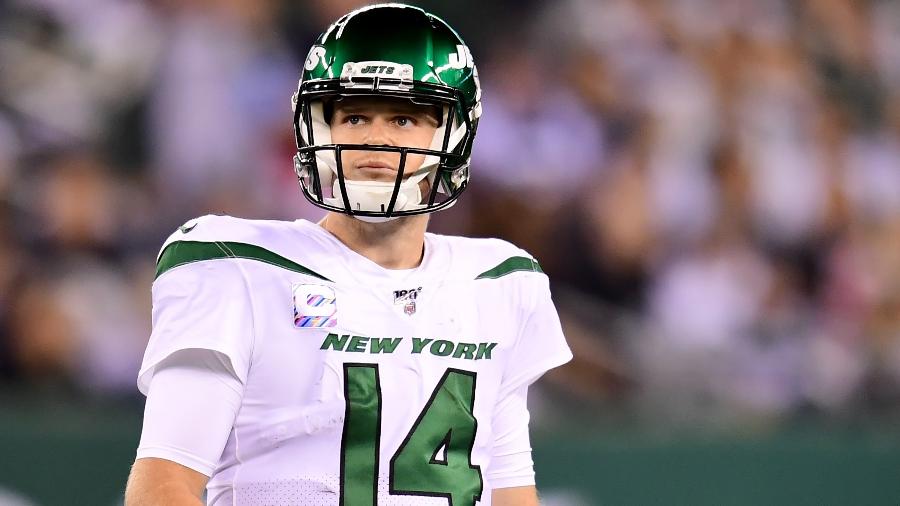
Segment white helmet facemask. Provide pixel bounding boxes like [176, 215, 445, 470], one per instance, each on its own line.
[297, 100, 468, 222]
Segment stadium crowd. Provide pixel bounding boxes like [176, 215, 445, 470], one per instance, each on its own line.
[0, 0, 898, 431]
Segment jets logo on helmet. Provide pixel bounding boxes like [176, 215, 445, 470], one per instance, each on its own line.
[448, 45, 474, 70]
[305, 46, 327, 71]
[291, 4, 482, 221]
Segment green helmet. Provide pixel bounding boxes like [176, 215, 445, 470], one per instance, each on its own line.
[292, 3, 482, 221]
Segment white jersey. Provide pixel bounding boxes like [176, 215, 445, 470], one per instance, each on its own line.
[137, 215, 572, 505]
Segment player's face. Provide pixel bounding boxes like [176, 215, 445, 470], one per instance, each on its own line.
[329, 96, 440, 183]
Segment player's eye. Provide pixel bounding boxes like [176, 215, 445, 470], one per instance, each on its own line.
[346, 115, 364, 125]
[395, 116, 416, 127]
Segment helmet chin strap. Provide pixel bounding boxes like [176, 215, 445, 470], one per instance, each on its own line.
[323, 170, 429, 222]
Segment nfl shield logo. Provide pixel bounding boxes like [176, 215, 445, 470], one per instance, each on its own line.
[394, 287, 421, 316]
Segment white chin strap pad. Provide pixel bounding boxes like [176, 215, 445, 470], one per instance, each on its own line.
[323, 177, 425, 220]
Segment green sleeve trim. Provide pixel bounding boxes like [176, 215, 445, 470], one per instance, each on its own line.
[156, 240, 331, 281]
[475, 256, 544, 280]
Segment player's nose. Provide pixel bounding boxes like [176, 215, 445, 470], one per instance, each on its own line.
[361, 117, 394, 146]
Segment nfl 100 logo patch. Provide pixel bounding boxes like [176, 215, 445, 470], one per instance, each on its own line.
[293, 284, 337, 328]
[393, 286, 422, 316]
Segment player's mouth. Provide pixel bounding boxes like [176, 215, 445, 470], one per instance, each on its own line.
[355, 160, 399, 180]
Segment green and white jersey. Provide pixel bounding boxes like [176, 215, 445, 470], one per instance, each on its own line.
[137, 215, 572, 505]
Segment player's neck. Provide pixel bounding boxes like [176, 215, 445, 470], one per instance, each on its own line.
[319, 213, 429, 270]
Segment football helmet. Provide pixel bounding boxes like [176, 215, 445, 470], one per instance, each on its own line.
[292, 4, 482, 221]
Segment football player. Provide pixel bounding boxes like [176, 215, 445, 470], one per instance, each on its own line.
[125, 4, 571, 505]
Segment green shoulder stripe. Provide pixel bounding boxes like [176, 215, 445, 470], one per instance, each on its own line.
[156, 240, 331, 281]
[475, 256, 544, 280]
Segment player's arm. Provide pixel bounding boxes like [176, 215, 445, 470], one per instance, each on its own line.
[492, 485, 540, 506]
[124, 458, 207, 506]
[128, 242, 254, 503]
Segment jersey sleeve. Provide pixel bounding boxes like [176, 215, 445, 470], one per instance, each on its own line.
[499, 275, 572, 398]
[136, 348, 243, 476]
[137, 252, 255, 395]
[485, 275, 571, 487]
[485, 384, 535, 489]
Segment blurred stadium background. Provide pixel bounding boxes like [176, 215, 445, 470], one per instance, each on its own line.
[1, 0, 899, 504]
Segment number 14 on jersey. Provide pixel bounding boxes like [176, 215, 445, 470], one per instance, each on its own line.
[341, 364, 483, 506]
